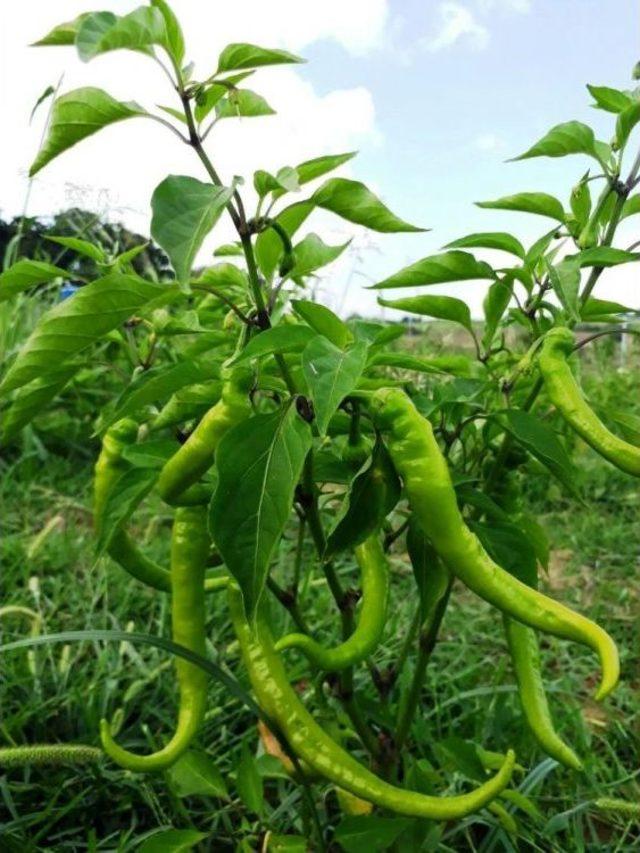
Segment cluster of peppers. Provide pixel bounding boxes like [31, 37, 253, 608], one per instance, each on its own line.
[91, 325, 630, 821]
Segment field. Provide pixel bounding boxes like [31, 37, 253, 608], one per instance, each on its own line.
[3, 324, 639, 852]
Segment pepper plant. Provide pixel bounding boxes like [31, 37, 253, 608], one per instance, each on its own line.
[2, 2, 640, 848]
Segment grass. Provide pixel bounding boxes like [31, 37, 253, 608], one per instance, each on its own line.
[2, 338, 640, 851]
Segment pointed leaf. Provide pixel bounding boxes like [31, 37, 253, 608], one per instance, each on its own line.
[151, 0, 185, 65]
[372, 251, 494, 289]
[139, 829, 207, 853]
[0, 260, 67, 302]
[621, 194, 640, 220]
[368, 351, 473, 377]
[236, 744, 264, 815]
[582, 297, 634, 320]
[378, 294, 472, 332]
[302, 338, 368, 435]
[194, 263, 248, 289]
[255, 201, 313, 280]
[29, 87, 145, 176]
[477, 192, 565, 222]
[168, 750, 228, 799]
[503, 409, 577, 495]
[216, 89, 275, 119]
[312, 178, 425, 233]
[76, 7, 167, 62]
[96, 467, 158, 556]
[1, 364, 79, 442]
[511, 121, 598, 162]
[193, 72, 254, 122]
[445, 232, 525, 259]
[30, 85, 56, 122]
[272, 151, 356, 200]
[0, 274, 169, 395]
[151, 176, 233, 283]
[32, 14, 90, 46]
[574, 246, 640, 268]
[217, 43, 304, 73]
[291, 233, 349, 276]
[46, 235, 106, 262]
[546, 257, 581, 321]
[325, 438, 400, 557]
[234, 325, 317, 363]
[587, 84, 634, 113]
[616, 100, 640, 149]
[334, 816, 412, 853]
[482, 277, 513, 348]
[291, 300, 352, 349]
[210, 404, 312, 618]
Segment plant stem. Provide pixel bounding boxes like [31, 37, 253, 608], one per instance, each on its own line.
[266, 576, 309, 633]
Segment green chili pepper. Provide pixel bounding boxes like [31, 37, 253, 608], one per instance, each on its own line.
[228, 583, 515, 819]
[539, 327, 640, 477]
[100, 505, 209, 771]
[275, 535, 389, 671]
[95, 421, 227, 594]
[157, 366, 253, 505]
[370, 388, 619, 701]
[504, 617, 583, 771]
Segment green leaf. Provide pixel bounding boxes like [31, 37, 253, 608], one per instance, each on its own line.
[445, 231, 525, 259]
[102, 360, 216, 431]
[574, 246, 640, 268]
[476, 193, 565, 222]
[368, 351, 473, 377]
[193, 72, 254, 123]
[0, 274, 169, 396]
[406, 517, 452, 623]
[1, 364, 79, 443]
[209, 404, 312, 618]
[29, 87, 145, 176]
[616, 100, 640, 148]
[582, 297, 634, 320]
[167, 750, 228, 799]
[570, 175, 592, 230]
[291, 300, 352, 348]
[334, 816, 412, 853]
[236, 744, 264, 815]
[217, 43, 304, 73]
[291, 233, 350, 276]
[30, 85, 56, 122]
[234, 325, 317, 363]
[151, 176, 233, 284]
[621, 194, 640, 220]
[151, 0, 185, 65]
[378, 294, 472, 332]
[312, 178, 425, 233]
[216, 89, 275, 120]
[272, 151, 356, 199]
[213, 243, 243, 257]
[471, 520, 538, 587]
[302, 338, 368, 435]
[138, 829, 208, 853]
[194, 263, 248, 289]
[46, 235, 106, 262]
[264, 835, 307, 853]
[255, 202, 313, 280]
[372, 251, 494, 289]
[121, 439, 177, 469]
[482, 277, 513, 348]
[546, 257, 581, 321]
[511, 121, 599, 162]
[325, 438, 400, 557]
[32, 13, 90, 46]
[96, 467, 157, 556]
[76, 6, 168, 62]
[254, 166, 300, 198]
[503, 409, 577, 495]
[0, 260, 67, 302]
[587, 84, 634, 113]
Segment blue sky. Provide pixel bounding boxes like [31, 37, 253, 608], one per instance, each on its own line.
[1, 0, 638, 316]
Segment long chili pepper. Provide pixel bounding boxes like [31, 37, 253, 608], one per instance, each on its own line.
[370, 388, 619, 701]
[275, 535, 389, 671]
[100, 505, 209, 771]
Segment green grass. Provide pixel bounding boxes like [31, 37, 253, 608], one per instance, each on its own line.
[2, 342, 640, 851]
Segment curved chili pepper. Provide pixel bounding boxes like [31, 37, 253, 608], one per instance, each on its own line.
[275, 535, 389, 671]
[503, 616, 583, 771]
[370, 388, 619, 701]
[228, 583, 515, 820]
[157, 365, 253, 505]
[100, 505, 209, 771]
[95, 421, 227, 594]
[539, 327, 640, 476]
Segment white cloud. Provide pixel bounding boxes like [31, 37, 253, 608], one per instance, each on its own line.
[474, 132, 506, 151]
[477, 0, 531, 12]
[0, 0, 386, 241]
[424, 3, 490, 52]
